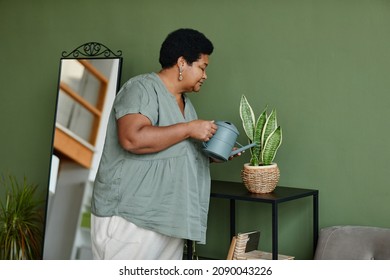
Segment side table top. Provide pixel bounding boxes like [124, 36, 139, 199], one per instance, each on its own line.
[211, 180, 318, 203]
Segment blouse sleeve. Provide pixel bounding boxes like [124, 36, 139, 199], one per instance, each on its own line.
[113, 78, 159, 125]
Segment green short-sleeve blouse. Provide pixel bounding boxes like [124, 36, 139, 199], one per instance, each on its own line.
[91, 73, 211, 243]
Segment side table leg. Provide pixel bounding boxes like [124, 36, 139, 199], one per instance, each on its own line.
[272, 203, 278, 260]
[313, 192, 319, 257]
[230, 199, 236, 239]
[186, 240, 192, 260]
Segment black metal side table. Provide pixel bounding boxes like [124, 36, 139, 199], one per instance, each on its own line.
[210, 180, 319, 260]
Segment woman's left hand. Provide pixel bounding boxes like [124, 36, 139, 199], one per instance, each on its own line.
[228, 147, 242, 161]
[210, 147, 242, 163]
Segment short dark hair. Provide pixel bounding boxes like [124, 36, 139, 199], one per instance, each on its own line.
[159, 28, 214, 68]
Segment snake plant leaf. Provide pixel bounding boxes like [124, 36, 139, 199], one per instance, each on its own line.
[250, 152, 259, 166]
[261, 109, 277, 148]
[252, 107, 267, 162]
[239, 95, 255, 141]
[261, 126, 282, 165]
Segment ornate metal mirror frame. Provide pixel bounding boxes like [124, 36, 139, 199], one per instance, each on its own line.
[43, 42, 122, 259]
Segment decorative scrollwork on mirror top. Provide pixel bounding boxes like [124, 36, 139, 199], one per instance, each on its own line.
[61, 42, 122, 58]
[54, 41, 123, 170]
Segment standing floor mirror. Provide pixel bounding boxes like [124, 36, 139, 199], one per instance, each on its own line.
[44, 42, 122, 259]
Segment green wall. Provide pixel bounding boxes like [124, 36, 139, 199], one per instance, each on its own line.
[1, 0, 390, 259]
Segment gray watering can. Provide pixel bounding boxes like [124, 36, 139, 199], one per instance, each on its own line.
[202, 121, 256, 162]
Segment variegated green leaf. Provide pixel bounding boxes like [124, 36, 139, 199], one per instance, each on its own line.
[252, 107, 267, 162]
[239, 95, 255, 141]
[261, 126, 282, 165]
[250, 151, 259, 166]
[261, 109, 277, 148]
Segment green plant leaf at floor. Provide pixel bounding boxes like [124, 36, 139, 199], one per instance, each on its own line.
[0, 174, 44, 260]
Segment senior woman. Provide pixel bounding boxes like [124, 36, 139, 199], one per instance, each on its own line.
[91, 28, 219, 260]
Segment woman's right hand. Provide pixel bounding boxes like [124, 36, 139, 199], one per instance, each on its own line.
[188, 120, 218, 142]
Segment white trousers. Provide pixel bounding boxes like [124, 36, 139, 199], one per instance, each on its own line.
[91, 214, 184, 260]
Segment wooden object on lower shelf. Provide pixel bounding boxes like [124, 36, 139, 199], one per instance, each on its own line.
[226, 236, 237, 260]
[227, 231, 294, 260]
[237, 250, 294, 260]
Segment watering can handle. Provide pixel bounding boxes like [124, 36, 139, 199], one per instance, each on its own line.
[230, 142, 257, 156]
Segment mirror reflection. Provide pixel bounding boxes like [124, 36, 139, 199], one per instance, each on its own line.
[44, 43, 122, 259]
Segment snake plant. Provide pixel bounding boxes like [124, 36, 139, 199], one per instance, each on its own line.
[239, 95, 282, 166]
[0, 174, 43, 259]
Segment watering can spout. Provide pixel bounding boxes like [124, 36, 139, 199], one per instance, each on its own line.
[229, 142, 257, 157]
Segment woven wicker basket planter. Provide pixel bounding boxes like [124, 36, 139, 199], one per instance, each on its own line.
[241, 163, 280, 194]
